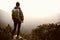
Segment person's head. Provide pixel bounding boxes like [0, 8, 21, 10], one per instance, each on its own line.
[16, 2, 20, 7]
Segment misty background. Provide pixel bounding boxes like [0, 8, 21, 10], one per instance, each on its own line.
[0, 0, 60, 33]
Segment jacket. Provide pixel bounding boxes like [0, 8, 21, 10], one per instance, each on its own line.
[12, 7, 24, 22]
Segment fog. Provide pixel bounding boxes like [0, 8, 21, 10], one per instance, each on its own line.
[0, 0, 60, 33]
[0, 9, 60, 33]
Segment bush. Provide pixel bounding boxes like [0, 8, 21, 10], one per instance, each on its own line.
[0, 24, 12, 40]
[32, 24, 60, 40]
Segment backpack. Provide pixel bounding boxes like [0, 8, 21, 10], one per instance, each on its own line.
[12, 9, 20, 20]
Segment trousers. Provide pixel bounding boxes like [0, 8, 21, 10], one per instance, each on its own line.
[12, 18, 21, 37]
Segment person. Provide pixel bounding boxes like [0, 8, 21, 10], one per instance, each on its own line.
[12, 2, 24, 39]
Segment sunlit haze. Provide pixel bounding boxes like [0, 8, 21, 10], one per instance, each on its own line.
[0, 0, 60, 33]
[0, 0, 60, 17]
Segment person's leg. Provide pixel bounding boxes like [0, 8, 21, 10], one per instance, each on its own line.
[12, 22, 17, 38]
[17, 22, 21, 38]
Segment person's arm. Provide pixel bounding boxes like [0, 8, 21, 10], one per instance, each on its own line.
[19, 8, 24, 22]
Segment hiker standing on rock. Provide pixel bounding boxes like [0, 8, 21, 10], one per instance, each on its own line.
[12, 2, 24, 39]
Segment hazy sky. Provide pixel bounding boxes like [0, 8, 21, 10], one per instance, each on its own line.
[0, 0, 60, 17]
[0, 0, 60, 21]
[0, 0, 60, 32]
[0, 0, 60, 27]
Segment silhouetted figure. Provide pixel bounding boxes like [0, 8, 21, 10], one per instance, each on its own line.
[12, 2, 24, 39]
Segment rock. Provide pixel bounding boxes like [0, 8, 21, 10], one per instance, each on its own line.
[13, 35, 27, 40]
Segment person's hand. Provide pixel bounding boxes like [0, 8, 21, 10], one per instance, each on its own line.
[21, 21, 23, 23]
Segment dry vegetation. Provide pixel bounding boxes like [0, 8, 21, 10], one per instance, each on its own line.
[0, 23, 60, 40]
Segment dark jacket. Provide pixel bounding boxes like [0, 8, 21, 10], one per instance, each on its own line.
[12, 7, 24, 22]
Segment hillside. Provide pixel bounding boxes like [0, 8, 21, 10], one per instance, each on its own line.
[0, 23, 60, 40]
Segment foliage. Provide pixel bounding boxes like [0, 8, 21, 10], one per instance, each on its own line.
[32, 23, 60, 40]
[0, 24, 12, 40]
[21, 33, 31, 40]
[0, 23, 60, 40]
